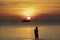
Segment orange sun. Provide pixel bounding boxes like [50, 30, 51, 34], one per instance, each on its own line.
[21, 7, 39, 20]
[27, 17, 31, 20]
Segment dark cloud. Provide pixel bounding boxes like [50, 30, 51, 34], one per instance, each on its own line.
[0, 13, 60, 23]
[34, 13, 60, 23]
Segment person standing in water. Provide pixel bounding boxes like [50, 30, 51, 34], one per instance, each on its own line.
[34, 26, 39, 40]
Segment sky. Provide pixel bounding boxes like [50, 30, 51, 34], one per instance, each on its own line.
[0, 0, 60, 23]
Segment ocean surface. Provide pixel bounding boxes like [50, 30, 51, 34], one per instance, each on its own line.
[0, 24, 60, 40]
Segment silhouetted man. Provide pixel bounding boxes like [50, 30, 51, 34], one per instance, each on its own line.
[34, 26, 39, 40]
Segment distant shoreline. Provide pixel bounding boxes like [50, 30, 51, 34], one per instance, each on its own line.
[0, 22, 60, 25]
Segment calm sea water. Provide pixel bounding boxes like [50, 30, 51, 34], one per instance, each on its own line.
[0, 24, 60, 40]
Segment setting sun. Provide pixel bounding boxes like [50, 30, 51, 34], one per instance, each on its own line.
[27, 17, 31, 20]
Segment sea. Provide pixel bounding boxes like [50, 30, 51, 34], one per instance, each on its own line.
[0, 22, 60, 40]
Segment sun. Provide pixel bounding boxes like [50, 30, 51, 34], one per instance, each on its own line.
[22, 8, 36, 16]
[27, 16, 31, 20]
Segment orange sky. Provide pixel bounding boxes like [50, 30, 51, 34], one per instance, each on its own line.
[0, 0, 60, 22]
[0, 0, 60, 18]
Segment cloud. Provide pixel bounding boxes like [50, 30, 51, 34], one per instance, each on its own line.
[0, 0, 60, 6]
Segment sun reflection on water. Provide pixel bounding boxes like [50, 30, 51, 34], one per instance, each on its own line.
[0, 25, 60, 40]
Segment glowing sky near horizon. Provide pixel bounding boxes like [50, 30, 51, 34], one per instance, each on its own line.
[0, 0, 60, 16]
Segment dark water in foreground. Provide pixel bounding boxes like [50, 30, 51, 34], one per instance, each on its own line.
[0, 25, 60, 40]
